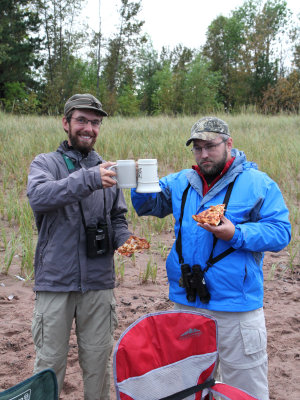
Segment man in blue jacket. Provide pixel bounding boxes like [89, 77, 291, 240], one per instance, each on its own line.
[131, 116, 291, 400]
[27, 94, 131, 399]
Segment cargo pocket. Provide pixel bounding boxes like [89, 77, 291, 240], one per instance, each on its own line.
[110, 303, 118, 334]
[32, 312, 43, 350]
[240, 318, 267, 356]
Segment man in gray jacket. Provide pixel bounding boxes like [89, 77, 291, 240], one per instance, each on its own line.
[27, 93, 131, 399]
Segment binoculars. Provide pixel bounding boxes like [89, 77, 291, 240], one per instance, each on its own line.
[86, 224, 109, 258]
[179, 264, 211, 304]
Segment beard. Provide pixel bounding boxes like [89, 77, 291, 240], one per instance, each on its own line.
[197, 148, 228, 178]
[67, 127, 96, 154]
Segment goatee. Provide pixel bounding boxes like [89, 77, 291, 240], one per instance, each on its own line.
[198, 151, 227, 178]
[68, 130, 94, 155]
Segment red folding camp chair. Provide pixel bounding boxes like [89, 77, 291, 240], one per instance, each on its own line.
[113, 310, 259, 400]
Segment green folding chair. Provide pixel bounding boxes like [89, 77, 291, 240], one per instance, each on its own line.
[0, 369, 58, 400]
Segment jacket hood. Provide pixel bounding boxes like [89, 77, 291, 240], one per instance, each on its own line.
[230, 148, 258, 172]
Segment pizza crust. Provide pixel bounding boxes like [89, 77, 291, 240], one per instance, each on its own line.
[192, 204, 225, 226]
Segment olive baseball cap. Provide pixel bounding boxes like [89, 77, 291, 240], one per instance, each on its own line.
[186, 116, 230, 146]
[64, 93, 108, 116]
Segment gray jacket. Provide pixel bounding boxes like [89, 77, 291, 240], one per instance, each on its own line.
[27, 141, 131, 292]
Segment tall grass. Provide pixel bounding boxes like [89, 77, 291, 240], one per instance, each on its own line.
[0, 111, 299, 277]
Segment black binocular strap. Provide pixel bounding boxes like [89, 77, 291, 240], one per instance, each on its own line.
[62, 154, 107, 230]
[159, 378, 215, 400]
[204, 176, 237, 272]
[176, 177, 237, 268]
[176, 183, 191, 265]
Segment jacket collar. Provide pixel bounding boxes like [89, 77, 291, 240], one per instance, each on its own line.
[57, 141, 103, 168]
[192, 157, 235, 196]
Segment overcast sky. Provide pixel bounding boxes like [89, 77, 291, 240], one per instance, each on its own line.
[83, 0, 300, 51]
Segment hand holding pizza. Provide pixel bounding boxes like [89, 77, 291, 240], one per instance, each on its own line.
[197, 216, 235, 241]
[192, 204, 235, 241]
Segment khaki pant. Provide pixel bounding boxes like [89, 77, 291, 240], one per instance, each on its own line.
[32, 290, 117, 400]
[174, 304, 269, 400]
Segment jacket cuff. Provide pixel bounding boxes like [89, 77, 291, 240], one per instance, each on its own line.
[91, 165, 103, 189]
[228, 225, 243, 249]
[115, 232, 132, 250]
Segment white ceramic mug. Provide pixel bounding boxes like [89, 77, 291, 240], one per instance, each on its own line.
[108, 160, 137, 189]
[136, 159, 161, 193]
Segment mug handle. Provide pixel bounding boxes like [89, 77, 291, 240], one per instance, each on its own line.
[107, 164, 118, 181]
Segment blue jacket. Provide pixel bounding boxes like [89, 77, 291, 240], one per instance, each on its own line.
[131, 149, 291, 311]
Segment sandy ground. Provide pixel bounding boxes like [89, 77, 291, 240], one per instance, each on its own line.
[0, 232, 299, 399]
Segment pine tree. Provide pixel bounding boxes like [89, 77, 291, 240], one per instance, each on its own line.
[0, 0, 42, 99]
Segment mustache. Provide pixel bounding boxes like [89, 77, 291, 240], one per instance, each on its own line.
[199, 159, 213, 164]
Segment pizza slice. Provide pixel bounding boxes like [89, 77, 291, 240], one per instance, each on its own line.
[116, 235, 150, 257]
[192, 204, 225, 226]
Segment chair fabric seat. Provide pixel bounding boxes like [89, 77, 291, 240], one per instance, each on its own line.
[0, 369, 58, 400]
[113, 311, 259, 400]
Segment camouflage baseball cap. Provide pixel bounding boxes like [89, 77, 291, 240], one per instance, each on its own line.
[186, 116, 230, 146]
[64, 93, 108, 116]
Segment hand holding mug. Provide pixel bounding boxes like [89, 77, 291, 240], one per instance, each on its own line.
[100, 162, 117, 188]
[103, 158, 161, 193]
[107, 160, 137, 189]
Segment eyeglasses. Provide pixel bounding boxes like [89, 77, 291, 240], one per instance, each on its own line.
[191, 139, 227, 155]
[71, 117, 102, 127]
